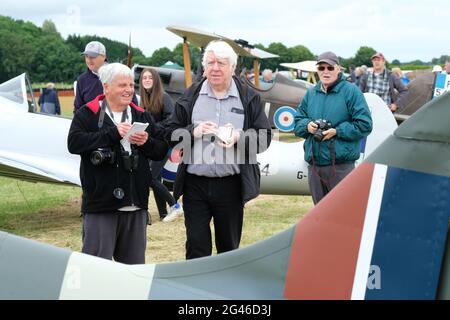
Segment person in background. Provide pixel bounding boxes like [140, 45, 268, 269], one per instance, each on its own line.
[139, 68, 183, 222]
[294, 51, 372, 205]
[74, 41, 108, 113]
[39, 82, 61, 115]
[261, 69, 274, 83]
[444, 58, 450, 75]
[432, 65, 443, 74]
[74, 40, 138, 113]
[359, 52, 408, 112]
[392, 67, 410, 87]
[353, 67, 365, 87]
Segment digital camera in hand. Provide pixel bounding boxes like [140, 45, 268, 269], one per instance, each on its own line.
[90, 148, 115, 165]
[313, 119, 332, 142]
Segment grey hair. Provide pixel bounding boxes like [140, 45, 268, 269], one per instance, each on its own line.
[202, 40, 238, 71]
[98, 63, 134, 85]
[262, 69, 272, 76]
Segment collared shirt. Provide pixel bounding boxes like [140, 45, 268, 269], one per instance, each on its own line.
[366, 70, 391, 105]
[187, 79, 245, 177]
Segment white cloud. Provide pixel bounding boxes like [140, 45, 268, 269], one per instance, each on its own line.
[1, 0, 449, 61]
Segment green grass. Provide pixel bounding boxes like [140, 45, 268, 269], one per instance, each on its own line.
[32, 83, 74, 90]
[0, 177, 80, 230]
[0, 176, 313, 263]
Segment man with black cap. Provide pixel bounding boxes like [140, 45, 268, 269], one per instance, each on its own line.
[359, 52, 408, 112]
[294, 51, 372, 204]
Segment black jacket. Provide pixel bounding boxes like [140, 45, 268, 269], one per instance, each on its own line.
[146, 92, 175, 126]
[165, 76, 272, 203]
[68, 94, 168, 213]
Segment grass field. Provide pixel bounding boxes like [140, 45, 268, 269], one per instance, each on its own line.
[0, 95, 309, 263]
[0, 176, 313, 263]
[59, 96, 75, 117]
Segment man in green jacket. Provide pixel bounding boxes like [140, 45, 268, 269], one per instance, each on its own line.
[294, 51, 372, 204]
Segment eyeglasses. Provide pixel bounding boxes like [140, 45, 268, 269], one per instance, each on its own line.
[317, 65, 335, 72]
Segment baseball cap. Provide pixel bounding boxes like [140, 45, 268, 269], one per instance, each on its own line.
[316, 51, 340, 66]
[371, 52, 385, 60]
[82, 41, 106, 57]
[432, 65, 443, 72]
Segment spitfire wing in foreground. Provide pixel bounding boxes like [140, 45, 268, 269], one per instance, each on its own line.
[1, 84, 449, 299]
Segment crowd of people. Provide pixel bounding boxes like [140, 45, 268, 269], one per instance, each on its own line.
[62, 38, 448, 265]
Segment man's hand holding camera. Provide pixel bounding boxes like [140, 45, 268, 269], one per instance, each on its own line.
[307, 121, 319, 134]
[320, 128, 336, 141]
[308, 120, 336, 141]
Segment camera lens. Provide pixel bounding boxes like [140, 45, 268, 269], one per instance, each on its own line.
[90, 151, 103, 166]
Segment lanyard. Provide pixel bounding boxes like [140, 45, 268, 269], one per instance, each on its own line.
[98, 100, 128, 128]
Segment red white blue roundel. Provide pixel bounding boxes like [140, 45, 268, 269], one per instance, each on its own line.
[273, 106, 296, 132]
[161, 149, 181, 183]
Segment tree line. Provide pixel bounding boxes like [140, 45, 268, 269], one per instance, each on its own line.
[0, 15, 448, 85]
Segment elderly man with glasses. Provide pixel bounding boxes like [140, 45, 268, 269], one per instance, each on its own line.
[165, 40, 272, 260]
[294, 51, 373, 204]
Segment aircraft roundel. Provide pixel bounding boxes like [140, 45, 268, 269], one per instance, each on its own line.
[273, 106, 297, 132]
[162, 148, 181, 183]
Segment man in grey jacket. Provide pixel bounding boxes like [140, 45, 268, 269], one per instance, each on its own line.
[360, 52, 408, 112]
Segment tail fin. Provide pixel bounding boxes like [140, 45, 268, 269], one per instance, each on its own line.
[286, 92, 450, 299]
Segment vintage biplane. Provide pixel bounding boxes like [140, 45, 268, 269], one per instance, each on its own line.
[133, 25, 312, 132]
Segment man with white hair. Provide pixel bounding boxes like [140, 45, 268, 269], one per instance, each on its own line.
[68, 63, 168, 264]
[165, 40, 272, 260]
[261, 69, 274, 83]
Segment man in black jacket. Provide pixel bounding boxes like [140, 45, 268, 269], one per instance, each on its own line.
[165, 40, 272, 259]
[68, 63, 168, 264]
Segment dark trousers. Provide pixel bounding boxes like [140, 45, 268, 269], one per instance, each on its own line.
[183, 173, 244, 260]
[82, 209, 148, 264]
[150, 157, 176, 218]
[308, 163, 355, 205]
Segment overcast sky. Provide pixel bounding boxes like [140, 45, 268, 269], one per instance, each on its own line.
[2, 0, 449, 62]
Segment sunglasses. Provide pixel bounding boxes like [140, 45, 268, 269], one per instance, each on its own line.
[317, 65, 335, 72]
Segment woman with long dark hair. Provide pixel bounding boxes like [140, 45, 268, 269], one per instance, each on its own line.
[139, 68, 183, 222]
